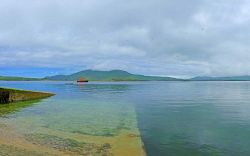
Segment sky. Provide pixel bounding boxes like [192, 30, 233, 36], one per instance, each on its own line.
[0, 0, 250, 78]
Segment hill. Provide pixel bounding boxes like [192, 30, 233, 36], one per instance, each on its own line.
[3, 72, 250, 81]
[0, 76, 40, 81]
[190, 76, 250, 81]
[45, 70, 181, 81]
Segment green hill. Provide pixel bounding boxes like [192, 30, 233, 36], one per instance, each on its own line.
[45, 70, 181, 81]
[3, 71, 250, 82]
[0, 76, 40, 81]
[190, 76, 250, 81]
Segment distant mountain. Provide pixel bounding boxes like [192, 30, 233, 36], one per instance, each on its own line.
[0, 76, 40, 81]
[45, 69, 181, 81]
[190, 76, 250, 81]
[2, 72, 250, 81]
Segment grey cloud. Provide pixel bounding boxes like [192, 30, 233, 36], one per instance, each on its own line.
[0, 0, 250, 77]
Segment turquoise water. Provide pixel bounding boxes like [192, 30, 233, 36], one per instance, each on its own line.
[0, 81, 142, 155]
[0, 82, 138, 136]
[1, 81, 250, 155]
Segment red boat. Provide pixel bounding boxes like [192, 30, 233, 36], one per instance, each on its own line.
[77, 77, 89, 83]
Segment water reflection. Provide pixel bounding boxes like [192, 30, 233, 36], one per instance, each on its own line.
[134, 81, 250, 156]
[0, 100, 41, 117]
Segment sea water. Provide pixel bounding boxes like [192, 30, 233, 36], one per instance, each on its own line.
[1, 81, 250, 156]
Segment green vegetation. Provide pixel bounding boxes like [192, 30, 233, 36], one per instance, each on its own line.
[0, 88, 55, 104]
[45, 69, 181, 81]
[190, 76, 250, 81]
[0, 144, 57, 156]
[0, 99, 40, 116]
[0, 76, 40, 81]
[25, 133, 112, 155]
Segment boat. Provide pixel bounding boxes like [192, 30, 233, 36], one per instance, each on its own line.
[77, 77, 89, 83]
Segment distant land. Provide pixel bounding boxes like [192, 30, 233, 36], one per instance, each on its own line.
[45, 70, 181, 81]
[191, 76, 250, 81]
[0, 76, 40, 81]
[2, 70, 250, 81]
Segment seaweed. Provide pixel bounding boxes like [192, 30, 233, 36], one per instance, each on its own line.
[25, 133, 113, 156]
[0, 144, 57, 156]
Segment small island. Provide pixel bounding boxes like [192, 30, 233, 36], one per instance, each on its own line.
[0, 88, 55, 104]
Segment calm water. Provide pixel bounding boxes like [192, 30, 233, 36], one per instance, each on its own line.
[1, 81, 250, 156]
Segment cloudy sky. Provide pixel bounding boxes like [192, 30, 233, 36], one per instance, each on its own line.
[0, 0, 250, 78]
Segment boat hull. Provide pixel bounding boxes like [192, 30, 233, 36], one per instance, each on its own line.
[77, 80, 89, 83]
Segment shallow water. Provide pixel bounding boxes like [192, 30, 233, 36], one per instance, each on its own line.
[1, 81, 250, 156]
[0, 81, 144, 156]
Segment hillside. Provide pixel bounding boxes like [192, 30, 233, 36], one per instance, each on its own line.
[0, 76, 40, 81]
[3, 72, 250, 82]
[45, 70, 180, 81]
[190, 76, 250, 81]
